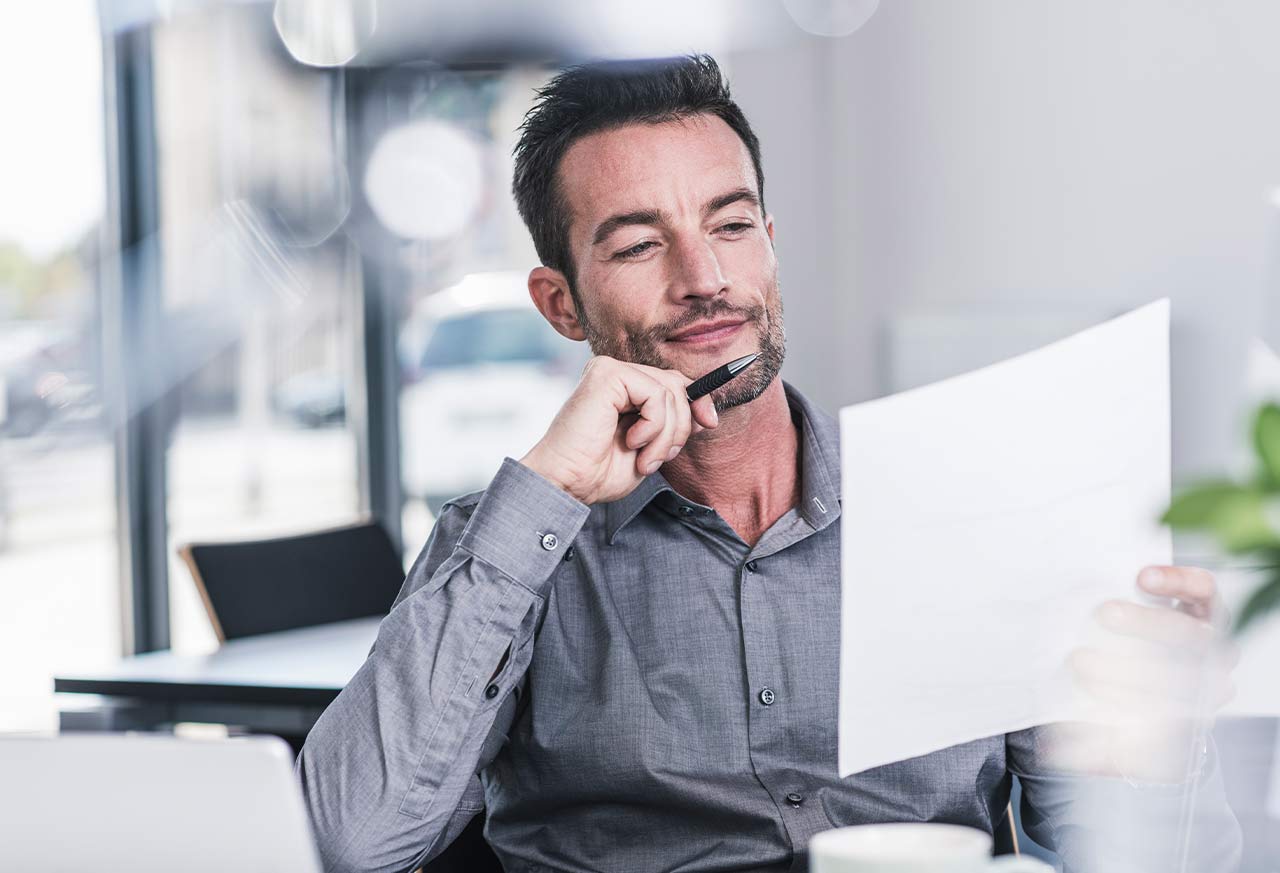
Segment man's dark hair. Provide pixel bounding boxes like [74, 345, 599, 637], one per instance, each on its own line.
[512, 54, 765, 302]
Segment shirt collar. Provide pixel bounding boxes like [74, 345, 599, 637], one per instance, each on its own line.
[604, 469, 675, 544]
[787, 381, 842, 530]
[604, 381, 842, 543]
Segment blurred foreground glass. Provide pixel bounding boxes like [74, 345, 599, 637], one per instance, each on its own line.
[151, 4, 362, 655]
[274, 0, 377, 67]
[0, 1, 115, 731]
[782, 0, 881, 37]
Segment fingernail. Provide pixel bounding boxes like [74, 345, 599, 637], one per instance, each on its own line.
[1139, 567, 1165, 589]
[667, 446, 682, 461]
[645, 459, 662, 474]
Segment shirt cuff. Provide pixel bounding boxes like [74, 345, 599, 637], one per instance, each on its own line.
[457, 457, 591, 596]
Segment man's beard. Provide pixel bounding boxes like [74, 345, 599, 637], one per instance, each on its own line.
[577, 279, 786, 412]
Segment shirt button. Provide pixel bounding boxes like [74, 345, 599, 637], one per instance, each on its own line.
[679, 505, 693, 516]
[484, 684, 499, 700]
[785, 792, 804, 807]
[540, 533, 559, 551]
[759, 687, 775, 706]
[563, 546, 575, 562]
[746, 560, 759, 573]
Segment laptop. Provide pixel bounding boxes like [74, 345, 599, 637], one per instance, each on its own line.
[0, 733, 323, 872]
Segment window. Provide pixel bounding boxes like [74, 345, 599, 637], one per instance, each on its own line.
[0, 1, 114, 731]
[349, 67, 592, 548]
[151, 4, 363, 654]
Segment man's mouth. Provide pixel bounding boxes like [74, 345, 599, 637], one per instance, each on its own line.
[665, 318, 748, 344]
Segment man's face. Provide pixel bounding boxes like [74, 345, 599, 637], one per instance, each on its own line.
[557, 114, 785, 410]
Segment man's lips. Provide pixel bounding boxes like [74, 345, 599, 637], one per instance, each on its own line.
[666, 319, 748, 343]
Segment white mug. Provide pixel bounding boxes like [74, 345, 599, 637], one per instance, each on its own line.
[809, 823, 1055, 873]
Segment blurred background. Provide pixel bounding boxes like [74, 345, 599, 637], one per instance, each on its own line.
[1, 0, 1279, 865]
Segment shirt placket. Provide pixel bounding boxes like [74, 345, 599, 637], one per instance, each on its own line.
[740, 520, 831, 860]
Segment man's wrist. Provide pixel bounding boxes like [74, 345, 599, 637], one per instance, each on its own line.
[518, 446, 581, 503]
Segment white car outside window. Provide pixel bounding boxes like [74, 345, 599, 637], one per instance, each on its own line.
[399, 272, 588, 513]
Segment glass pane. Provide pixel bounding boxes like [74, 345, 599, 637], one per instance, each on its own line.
[0, 1, 115, 731]
[151, 4, 362, 655]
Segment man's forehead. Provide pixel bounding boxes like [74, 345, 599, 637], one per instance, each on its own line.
[558, 115, 757, 227]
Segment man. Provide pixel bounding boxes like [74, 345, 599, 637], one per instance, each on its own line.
[297, 55, 1239, 872]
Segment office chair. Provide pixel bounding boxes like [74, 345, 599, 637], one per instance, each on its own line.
[178, 520, 405, 642]
[181, 521, 506, 872]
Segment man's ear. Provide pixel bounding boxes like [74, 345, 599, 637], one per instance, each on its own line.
[528, 266, 587, 341]
[765, 213, 775, 245]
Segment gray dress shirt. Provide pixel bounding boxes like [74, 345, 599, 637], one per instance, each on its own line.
[297, 383, 1240, 873]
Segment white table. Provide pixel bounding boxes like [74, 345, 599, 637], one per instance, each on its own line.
[54, 617, 380, 738]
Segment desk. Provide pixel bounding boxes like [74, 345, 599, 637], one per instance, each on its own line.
[53, 617, 380, 738]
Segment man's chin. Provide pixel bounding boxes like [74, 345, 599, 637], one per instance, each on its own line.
[710, 361, 781, 412]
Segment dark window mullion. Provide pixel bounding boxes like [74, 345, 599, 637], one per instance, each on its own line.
[344, 68, 403, 556]
[102, 24, 169, 655]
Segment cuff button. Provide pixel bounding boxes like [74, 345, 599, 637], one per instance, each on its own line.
[540, 533, 559, 551]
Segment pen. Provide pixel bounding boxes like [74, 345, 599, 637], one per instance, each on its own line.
[686, 353, 758, 402]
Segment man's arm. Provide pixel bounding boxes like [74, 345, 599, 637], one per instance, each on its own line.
[295, 353, 712, 872]
[1011, 563, 1245, 872]
[295, 458, 590, 873]
[1009, 724, 1242, 873]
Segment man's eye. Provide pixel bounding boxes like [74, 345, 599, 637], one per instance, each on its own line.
[719, 222, 753, 234]
[615, 241, 658, 260]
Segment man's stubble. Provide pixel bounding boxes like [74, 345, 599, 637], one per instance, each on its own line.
[576, 275, 787, 412]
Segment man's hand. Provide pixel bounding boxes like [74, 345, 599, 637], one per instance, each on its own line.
[1066, 565, 1238, 782]
[520, 355, 720, 506]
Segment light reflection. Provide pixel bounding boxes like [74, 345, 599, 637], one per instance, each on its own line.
[782, 0, 880, 37]
[363, 119, 484, 241]
[273, 0, 377, 67]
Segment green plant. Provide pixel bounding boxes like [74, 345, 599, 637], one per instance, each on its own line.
[1161, 402, 1280, 634]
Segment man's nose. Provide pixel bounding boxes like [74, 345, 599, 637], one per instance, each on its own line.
[668, 235, 728, 301]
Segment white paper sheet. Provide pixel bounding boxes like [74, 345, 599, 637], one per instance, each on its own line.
[838, 299, 1172, 776]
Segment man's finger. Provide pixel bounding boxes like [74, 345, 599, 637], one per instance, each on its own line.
[1137, 565, 1216, 611]
[690, 394, 718, 430]
[635, 389, 678, 475]
[1069, 647, 1233, 714]
[615, 369, 670, 450]
[628, 361, 719, 433]
[670, 381, 693, 451]
[1096, 599, 1218, 652]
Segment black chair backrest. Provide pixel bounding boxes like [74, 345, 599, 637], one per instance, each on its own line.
[179, 521, 405, 642]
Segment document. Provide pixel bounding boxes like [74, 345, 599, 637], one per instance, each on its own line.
[838, 299, 1172, 776]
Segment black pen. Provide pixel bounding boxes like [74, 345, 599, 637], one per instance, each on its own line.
[686, 353, 758, 402]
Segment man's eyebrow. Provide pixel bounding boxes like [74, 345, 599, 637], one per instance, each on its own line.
[591, 209, 668, 246]
[589, 188, 760, 247]
[703, 188, 760, 217]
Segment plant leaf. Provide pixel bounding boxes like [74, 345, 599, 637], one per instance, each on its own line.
[1234, 571, 1280, 635]
[1161, 481, 1252, 528]
[1211, 490, 1280, 553]
[1256, 403, 1280, 490]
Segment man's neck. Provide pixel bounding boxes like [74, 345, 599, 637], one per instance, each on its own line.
[660, 379, 800, 548]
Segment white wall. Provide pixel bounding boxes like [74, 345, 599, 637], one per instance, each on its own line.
[734, 0, 1280, 478]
